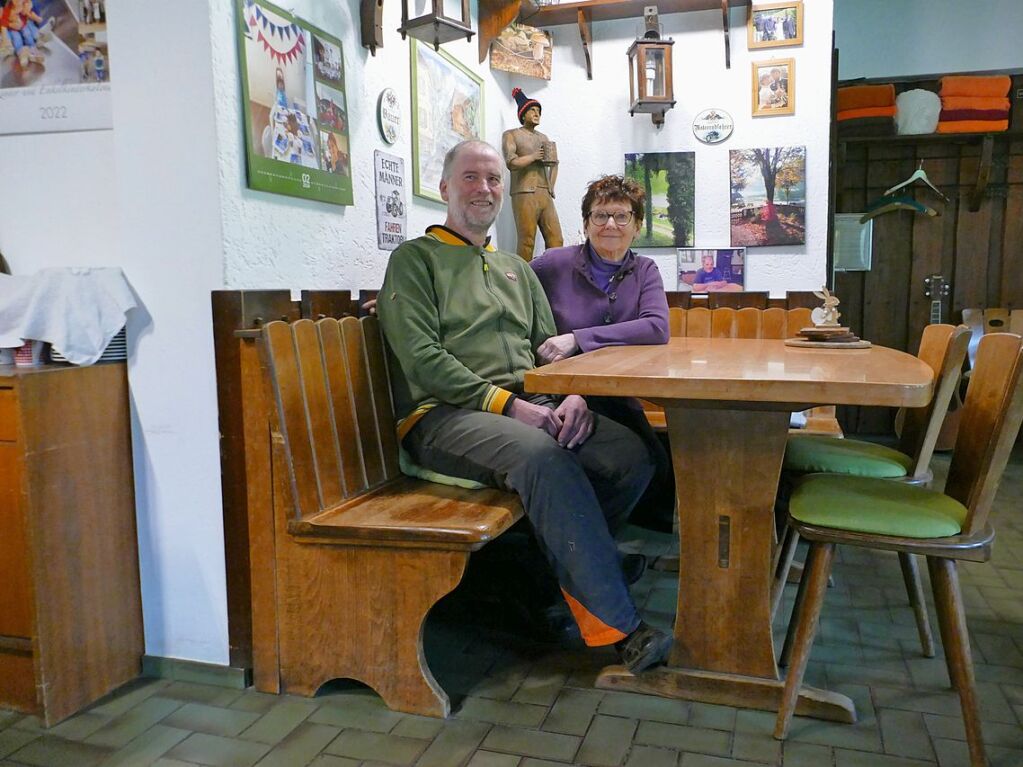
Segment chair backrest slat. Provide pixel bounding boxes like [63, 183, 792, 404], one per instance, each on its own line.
[263, 321, 322, 520]
[710, 308, 736, 338]
[735, 307, 762, 339]
[786, 308, 811, 338]
[898, 324, 970, 478]
[361, 316, 401, 480]
[317, 318, 369, 497]
[292, 320, 345, 509]
[669, 307, 686, 337]
[945, 333, 1023, 534]
[685, 307, 712, 337]
[761, 307, 787, 339]
[341, 316, 387, 487]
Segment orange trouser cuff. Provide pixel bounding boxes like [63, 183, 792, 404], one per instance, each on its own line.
[561, 589, 629, 647]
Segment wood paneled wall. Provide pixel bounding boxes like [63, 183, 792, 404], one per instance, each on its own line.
[834, 133, 1023, 433]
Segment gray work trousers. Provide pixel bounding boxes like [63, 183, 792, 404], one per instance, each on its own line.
[404, 400, 653, 645]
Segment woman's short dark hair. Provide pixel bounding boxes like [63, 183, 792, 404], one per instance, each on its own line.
[581, 175, 645, 226]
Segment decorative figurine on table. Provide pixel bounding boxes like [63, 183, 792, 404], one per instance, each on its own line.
[786, 286, 870, 348]
[811, 286, 841, 327]
[501, 87, 563, 260]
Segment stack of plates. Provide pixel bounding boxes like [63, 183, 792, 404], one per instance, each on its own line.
[50, 327, 128, 364]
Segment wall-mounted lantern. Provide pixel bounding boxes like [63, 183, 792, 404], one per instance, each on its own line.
[398, 0, 474, 51]
[627, 6, 675, 127]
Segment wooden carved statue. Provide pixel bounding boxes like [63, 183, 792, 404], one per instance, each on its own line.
[501, 88, 563, 260]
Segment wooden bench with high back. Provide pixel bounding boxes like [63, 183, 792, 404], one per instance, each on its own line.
[250, 314, 523, 717]
[645, 306, 842, 436]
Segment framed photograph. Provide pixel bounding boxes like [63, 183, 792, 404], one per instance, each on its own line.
[751, 59, 795, 117]
[236, 0, 353, 205]
[678, 248, 746, 292]
[410, 40, 484, 202]
[489, 22, 553, 81]
[623, 152, 695, 248]
[748, 1, 803, 49]
[729, 146, 806, 247]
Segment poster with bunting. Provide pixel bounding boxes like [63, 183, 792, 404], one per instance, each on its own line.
[236, 0, 353, 205]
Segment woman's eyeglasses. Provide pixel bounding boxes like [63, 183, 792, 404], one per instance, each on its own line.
[588, 211, 634, 226]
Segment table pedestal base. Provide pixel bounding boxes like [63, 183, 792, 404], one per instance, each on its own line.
[595, 665, 856, 724]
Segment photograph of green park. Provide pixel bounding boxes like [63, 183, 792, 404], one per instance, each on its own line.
[624, 152, 695, 248]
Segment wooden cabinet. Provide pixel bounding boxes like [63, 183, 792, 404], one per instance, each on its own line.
[0, 363, 142, 726]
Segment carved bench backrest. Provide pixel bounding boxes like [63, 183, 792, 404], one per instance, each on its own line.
[261, 316, 400, 522]
[667, 307, 811, 340]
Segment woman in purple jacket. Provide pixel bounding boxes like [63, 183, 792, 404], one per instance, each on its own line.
[531, 175, 673, 531]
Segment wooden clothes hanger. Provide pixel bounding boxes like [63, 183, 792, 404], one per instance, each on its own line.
[884, 161, 950, 202]
[859, 194, 939, 224]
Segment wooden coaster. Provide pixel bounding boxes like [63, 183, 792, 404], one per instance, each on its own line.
[785, 338, 873, 349]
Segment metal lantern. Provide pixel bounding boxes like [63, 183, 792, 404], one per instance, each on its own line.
[398, 0, 473, 51]
[627, 6, 675, 127]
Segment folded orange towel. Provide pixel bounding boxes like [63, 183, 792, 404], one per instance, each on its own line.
[837, 84, 896, 112]
[940, 75, 1011, 98]
[941, 95, 1011, 112]
[936, 119, 1009, 134]
[837, 105, 898, 121]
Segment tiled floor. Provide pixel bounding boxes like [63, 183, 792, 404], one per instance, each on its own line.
[3, 447, 1023, 767]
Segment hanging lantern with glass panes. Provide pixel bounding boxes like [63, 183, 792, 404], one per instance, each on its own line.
[627, 6, 675, 127]
[398, 0, 473, 51]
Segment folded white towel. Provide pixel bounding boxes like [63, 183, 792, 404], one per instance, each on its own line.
[0, 267, 136, 365]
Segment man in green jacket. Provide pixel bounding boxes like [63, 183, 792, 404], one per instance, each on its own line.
[378, 140, 670, 673]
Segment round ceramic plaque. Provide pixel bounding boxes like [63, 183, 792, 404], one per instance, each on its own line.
[377, 88, 400, 145]
[692, 108, 734, 144]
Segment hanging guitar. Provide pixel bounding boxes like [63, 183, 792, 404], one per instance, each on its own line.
[895, 274, 961, 450]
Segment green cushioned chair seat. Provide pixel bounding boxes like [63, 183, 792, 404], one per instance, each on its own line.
[785, 435, 914, 478]
[399, 446, 488, 490]
[790, 474, 968, 539]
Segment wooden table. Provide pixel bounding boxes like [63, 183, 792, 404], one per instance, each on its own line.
[524, 338, 933, 722]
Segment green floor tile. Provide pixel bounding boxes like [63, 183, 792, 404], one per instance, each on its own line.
[166, 732, 272, 767]
[7, 734, 112, 767]
[575, 714, 636, 766]
[635, 721, 731, 758]
[466, 751, 522, 767]
[323, 730, 427, 765]
[86, 696, 185, 748]
[162, 702, 261, 738]
[481, 725, 581, 761]
[250, 722, 338, 767]
[624, 744, 679, 767]
[101, 724, 191, 767]
[307, 694, 404, 733]
[238, 699, 316, 744]
[455, 696, 549, 727]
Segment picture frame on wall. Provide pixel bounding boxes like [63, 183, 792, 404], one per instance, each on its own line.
[677, 248, 746, 293]
[748, 1, 803, 50]
[410, 39, 485, 202]
[751, 58, 795, 117]
[235, 0, 353, 205]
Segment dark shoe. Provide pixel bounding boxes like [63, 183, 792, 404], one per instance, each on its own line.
[530, 602, 583, 647]
[621, 553, 648, 585]
[615, 622, 672, 673]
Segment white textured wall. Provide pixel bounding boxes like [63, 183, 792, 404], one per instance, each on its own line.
[106, 1, 229, 664]
[214, 0, 834, 297]
[835, 0, 1023, 80]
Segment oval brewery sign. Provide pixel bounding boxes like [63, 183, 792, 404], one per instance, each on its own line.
[692, 108, 734, 144]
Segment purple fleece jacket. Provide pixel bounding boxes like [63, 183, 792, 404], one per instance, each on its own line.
[530, 243, 670, 352]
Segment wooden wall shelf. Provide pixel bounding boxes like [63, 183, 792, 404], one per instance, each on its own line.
[479, 0, 746, 74]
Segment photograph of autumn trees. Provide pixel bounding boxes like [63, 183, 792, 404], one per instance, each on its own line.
[729, 146, 805, 246]
[624, 151, 696, 248]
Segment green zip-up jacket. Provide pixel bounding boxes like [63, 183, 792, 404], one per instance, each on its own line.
[378, 226, 556, 437]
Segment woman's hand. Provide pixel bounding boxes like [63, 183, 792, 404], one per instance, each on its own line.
[537, 333, 579, 364]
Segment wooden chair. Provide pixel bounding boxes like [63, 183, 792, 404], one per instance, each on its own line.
[773, 325, 971, 652]
[707, 290, 769, 309]
[773, 332, 1023, 767]
[256, 315, 523, 716]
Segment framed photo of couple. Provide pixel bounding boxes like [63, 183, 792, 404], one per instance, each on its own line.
[748, 1, 803, 50]
[751, 58, 795, 117]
